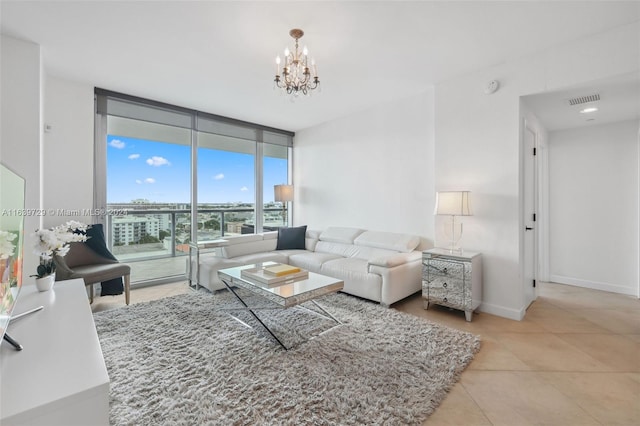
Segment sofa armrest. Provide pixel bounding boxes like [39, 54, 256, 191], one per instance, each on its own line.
[369, 252, 422, 306]
[368, 251, 422, 268]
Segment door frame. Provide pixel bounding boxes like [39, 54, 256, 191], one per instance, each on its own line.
[520, 110, 551, 314]
[522, 118, 538, 307]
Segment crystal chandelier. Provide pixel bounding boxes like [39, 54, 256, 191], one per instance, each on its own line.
[274, 29, 320, 96]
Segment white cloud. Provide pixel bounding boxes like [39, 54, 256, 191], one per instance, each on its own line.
[128, 154, 140, 160]
[109, 139, 125, 149]
[146, 156, 170, 167]
[213, 173, 224, 180]
[135, 179, 142, 184]
[145, 178, 156, 184]
[240, 186, 248, 192]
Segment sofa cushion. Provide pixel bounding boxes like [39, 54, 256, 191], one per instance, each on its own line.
[318, 227, 365, 244]
[276, 225, 307, 250]
[232, 251, 289, 265]
[347, 245, 403, 261]
[222, 238, 277, 258]
[314, 241, 360, 258]
[320, 257, 382, 286]
[320, 258, 382, 300]
[354, 231, 420, 253]
[273, 249, 309, 258]
[288, 252, 343, 272]
[224, 234, 264, 246]
[305, 229, 321, 252]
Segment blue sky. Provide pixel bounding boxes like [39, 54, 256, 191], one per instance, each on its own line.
[107, 135, 287, 204]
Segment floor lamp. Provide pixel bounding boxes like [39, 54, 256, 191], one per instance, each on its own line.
[434, 191, 472, 253]
[274, 184, 294, 226]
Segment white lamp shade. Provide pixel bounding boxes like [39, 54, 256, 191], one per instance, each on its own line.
[434, 191, 472, 216]
[274, 184, 294, 202]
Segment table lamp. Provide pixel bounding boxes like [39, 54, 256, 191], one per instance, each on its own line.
[434, 191, 472, 253]
[274, 184, 294, 225]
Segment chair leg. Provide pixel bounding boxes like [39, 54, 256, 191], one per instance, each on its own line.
[89, 284, 94, 304]
[124, 274, 130, 305]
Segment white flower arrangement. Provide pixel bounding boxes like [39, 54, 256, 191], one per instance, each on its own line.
[32, 221, 90, 278]
[0, 230, 17, 260]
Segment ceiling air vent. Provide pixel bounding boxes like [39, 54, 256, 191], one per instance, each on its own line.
[567, 94, 600, 106]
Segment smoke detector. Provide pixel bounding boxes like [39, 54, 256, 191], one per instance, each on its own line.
[484, 80, 500, 94]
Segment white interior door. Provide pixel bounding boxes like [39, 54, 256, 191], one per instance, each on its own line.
[524, 124, 538, 306]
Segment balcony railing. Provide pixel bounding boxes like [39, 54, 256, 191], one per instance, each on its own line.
[105, 207, 286, 264]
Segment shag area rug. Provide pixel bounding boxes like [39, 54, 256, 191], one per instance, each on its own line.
[94, 290, 480, 425]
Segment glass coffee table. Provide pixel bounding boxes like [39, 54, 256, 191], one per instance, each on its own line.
[217, 262, 344, 350]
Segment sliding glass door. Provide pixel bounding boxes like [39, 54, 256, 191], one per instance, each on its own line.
[101, 114, 193, 282]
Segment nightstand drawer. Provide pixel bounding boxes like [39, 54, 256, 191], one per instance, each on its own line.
[427, 277, 467, 308]
[424, 259, 466, 280]
[427, 276, 463, 291]
[423, 278, 449, 292]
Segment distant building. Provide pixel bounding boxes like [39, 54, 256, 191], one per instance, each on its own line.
[112, 215, 160, 245]
[226, 222, 244, 234]
[149, 214, 171, 232]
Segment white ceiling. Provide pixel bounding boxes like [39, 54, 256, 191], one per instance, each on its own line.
[523, 72, 640, 132]
[1, 1, 639, 132]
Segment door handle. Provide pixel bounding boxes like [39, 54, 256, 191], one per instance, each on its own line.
[525, 227, 533, 231]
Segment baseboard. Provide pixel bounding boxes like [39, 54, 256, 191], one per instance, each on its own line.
[478, 302, 526, 321]
[550, 274, 638, 297]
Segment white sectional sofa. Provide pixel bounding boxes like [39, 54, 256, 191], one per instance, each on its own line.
[193, 226, 424, 307]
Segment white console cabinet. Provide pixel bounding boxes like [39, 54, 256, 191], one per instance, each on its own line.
[0, 278, 110, 425]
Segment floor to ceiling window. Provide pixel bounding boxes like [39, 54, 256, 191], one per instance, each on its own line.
[263, 142, 291, 227]
[95, 89, 294, 285]
[197, 131, 256, 238]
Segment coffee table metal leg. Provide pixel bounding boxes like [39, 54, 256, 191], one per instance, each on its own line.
[222, 279, 289, 350]
[296, 301, 341, 326]
[310, 300, 341, 324]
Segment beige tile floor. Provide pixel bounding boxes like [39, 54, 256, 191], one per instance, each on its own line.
[91, 281, 640, 425]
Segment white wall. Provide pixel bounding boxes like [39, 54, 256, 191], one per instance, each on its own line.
[0, 35, 43, 283]
[549, 120, 639, 296]
[1, 38, 95, 286]
[434, 22, 639, 319]
[294, 90, 435, 244]
[42, 76, 95, 228]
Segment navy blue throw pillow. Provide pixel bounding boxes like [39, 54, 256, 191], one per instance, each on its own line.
[276, 225, 307, 250]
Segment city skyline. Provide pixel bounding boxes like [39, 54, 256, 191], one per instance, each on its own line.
[107, 135, 287, 204]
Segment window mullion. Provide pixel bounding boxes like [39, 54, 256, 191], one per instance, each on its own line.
[255, 130, 264, 233]
[191, 116, 198, 243]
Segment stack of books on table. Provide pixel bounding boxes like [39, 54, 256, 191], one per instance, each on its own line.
[241, 263, 309, 286]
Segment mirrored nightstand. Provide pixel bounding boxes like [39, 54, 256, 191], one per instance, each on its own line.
[422, 248, 482, 321]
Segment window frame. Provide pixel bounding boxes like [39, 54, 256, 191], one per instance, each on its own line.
[94, 88, 294, 245]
